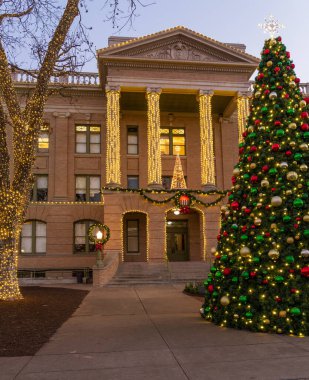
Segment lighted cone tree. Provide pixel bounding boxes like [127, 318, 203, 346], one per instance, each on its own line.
[202, 36, 309, 336]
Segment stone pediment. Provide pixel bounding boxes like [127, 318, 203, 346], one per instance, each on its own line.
[98, 26, 259, 65]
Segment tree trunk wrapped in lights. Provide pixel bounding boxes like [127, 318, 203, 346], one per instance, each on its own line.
[202, 36, 309, 336]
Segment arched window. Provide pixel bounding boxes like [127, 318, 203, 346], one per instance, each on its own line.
[21, 220, 46, 254]
[74, 220, 98, 253]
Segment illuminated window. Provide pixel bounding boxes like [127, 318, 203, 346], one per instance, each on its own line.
[75, 176, 101, 202]
[126, 220, 139, 253]
[38, 123, 49, 152]
[31, 175, 48, 201]
[127, 176, 139, 189]
[75, 125, 101, 154]
[160, 128, 186, 156]
[127, 126, 138, 155]
[21, 220, 46, 254]
[74, 220, 97, 253]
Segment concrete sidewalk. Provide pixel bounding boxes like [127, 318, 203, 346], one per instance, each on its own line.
[2, 285, 309, 380]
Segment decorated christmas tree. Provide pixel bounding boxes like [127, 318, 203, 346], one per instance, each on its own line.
[202, 35, 309, 336]
[171, 154, 187, 190]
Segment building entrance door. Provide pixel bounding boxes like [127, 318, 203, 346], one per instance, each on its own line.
[166, 220, 189, 261]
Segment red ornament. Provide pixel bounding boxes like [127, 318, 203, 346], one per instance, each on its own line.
[215, 255, 221, 260]
[296, 217, 301, 221]
[239, 147, 245, 154]
[217, 234, 221, 241]
[208, 285, 214, 293]
[264, 89, 270, 95]
[223, 268, 232, 276]
[223, 231, 228, 237]
[285, 150, 292, 156]
[262, 165, 269, 172]
[242, 131, 248, 138]
[274, 67, 280, 73]
[300, 267, 309, 277]
[290, 288, 297, 294]
[250, 271, 257, 278]
[286, 51, 290, 58]
[250, 146, 257, 152]
[244, 208, 251, 214]
[295, 78, 300, 83]
[243, 194, 248, 199]
[289, 269, 295, 274]
[277, 86, 283, 90]
[294, 224, 299, 229]
[262, 279, 269, 285]
[301, 123, 309, 131]
[231, 201, 240, 210]
[232, 177, 237, 185]
[271, 187, 276, 192]
[257, 74, 265, 80]
[251, 225, 256, 229]
[250, 175, 258, 183]
[291, 63, 295, 69]
[271, 143, 280, 151]
[277, 36, 282, 41]
[285, 94, 290, 99]
[301, 112, 308, 119]
[274, 120, 282, 126]
[241, 226, 247, 232]
[263, 49, 270, 54]
[254, 119, 261, 125]
[265, 232, 271, 237]
[275, 297, 282, 303]
[247, 156, 252, 162]
[304, 97, 309, 104]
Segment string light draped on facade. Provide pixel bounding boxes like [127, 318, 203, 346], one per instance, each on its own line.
[146, 88, 162, 187]
[199, 90, 216, 188]
[106, 86, 121, 186]
[237, 93, 250, 143]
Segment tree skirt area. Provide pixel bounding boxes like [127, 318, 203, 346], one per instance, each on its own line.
[0, 287, 88, 357]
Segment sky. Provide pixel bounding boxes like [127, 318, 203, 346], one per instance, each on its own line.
[83, 0, 309, 82]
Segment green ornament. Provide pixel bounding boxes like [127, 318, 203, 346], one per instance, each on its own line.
[290, 307, 301, 316]
[283, 215, 291, 223]
[294, 153, 302, 161]
[215, 271, 222, 278]
[210, 266, 217, 273]
[304, 230, 309, 237]
[229, 194, 234, 200]
[304, 131, 309, 139]
[276, 129, 285, 137]
[249, 132, 257, 138]
[250, 188, 258, 194]
[212, 291, 218, 297]
[231, 276, 238, 283]
[275, 276, 284, 282]
[287, 109, 295, 115]
[241, 235, 248, 241]
[261, 106, 268, 113]
[221, 255, 228, 261]
[253, 257, 260, 264]
[256, 235, 264, 243]
[205, 306, 211, 312]
[293, 199, 304, 208]
[269, 168, 278, 176]
[278, 62, 283, 66]
[245, 312, 253, 319]
[269, 216, 276, 222]
[285, 255, 295, 264]
[243, 174, 250, 180]
[241, 271, 249, 279]
[239, 295, 247, 303]
[203, 280, 208, 286]
[231, 224, 238, 230]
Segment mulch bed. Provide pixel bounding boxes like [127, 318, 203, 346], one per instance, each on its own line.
[0, 287, 88, 357]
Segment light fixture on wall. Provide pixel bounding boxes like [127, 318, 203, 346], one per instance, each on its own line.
[173, 209, 180, 215]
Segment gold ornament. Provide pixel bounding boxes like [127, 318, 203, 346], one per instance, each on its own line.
[240, 246, 251, 258]
[277, 328, 283, 334]
[270, 223, 277, 230]
[247, 126, 254, 132]
[279, 162, 288, 169]
[268, 249, 280, 260]
[300, 164, 308, 172]
[255, 91, 261, 98]
[286, 237, 294, 244]
[289, 81, 296, 88]
[290, 141, 296, 147]
[303, 215, 309, 222]
[300, 143, 308, 151]
[300, 100, 307, 108]
[288, 123, 297, 130]
[266, 60, 273, 67]
[254, 218, 262, 226]
[269, 91, 277, 100]
[271, 196, 283, 207]
[291, 75, 296, 80]
[279, 311, 287, 318]
[250, 163, 256, 169]
[261, 179, 269, 187]
[287, 171, 298, 181]
[295, 235, 300, 240]
[301, 249, 309, 258]
[298, 184, 303, 189]
[233, 168, 240, 176]
[220, 296, 230, 306]
[264, 319, 270, 325]
[286, 190, 292, 195]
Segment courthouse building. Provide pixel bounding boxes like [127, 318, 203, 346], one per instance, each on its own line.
[16, 26, 280, 277]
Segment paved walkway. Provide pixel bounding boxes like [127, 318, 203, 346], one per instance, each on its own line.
[2, 285, 309, 380]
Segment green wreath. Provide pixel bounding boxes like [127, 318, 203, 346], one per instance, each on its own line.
[88, 223, 110, 245]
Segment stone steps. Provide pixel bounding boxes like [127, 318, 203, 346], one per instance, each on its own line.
[106, 262, 210, 286]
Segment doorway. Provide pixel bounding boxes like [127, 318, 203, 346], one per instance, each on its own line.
[166, 220, 189, 261]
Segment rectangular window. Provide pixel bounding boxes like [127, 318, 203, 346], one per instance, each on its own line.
[75, 176, 101, 202]
[31, 175, 48, 201]
[75, 125, 101, 154]
[74, 221, 96, 253]
[162, 176, 172, 190]
[21, 221, 46, 254]
[160, 128, 186, 156]
[127, 126, 138, 155]
[127, 176, 139, 189]
[126, 220, 139, 253]
[38, 123, 49, 152]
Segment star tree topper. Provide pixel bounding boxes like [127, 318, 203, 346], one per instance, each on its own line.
[258, 15, 285, 38]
